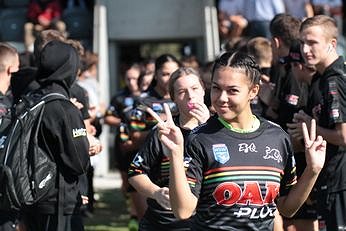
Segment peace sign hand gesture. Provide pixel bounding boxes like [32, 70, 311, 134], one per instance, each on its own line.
[146, 103, 184, 156]
[302, 119, 326, 174]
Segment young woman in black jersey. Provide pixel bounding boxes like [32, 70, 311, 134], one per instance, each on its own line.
[128, 67, 210, 230]
[147, 51, 326, 231]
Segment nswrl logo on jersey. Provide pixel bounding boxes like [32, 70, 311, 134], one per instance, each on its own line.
[212, 144, 230, 164]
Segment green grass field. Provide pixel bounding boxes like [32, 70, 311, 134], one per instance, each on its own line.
[84, 188, 130, 231]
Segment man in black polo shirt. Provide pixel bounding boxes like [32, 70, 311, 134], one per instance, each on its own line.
[294, 15, 346, 231]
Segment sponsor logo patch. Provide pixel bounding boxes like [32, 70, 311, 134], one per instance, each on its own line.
[72, 128, 87, 138]
[331, 109, 339, 119]
[238, 143, 257, 153]
[285, 94, 299, 105]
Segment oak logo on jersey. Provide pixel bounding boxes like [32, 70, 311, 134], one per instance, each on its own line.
[238, 143, 257, 153]
[213, 181, 279, 218]
[212, 144, 230, 164]
[263, 146, 282, 163]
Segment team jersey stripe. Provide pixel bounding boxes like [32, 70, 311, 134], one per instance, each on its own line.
[203, 175, 281, 185]
[128, 168, 143, 175]
[162, 157, 170, 161]
[285, 176, 297, 186]
[161, 160, 170, 173]
[187, 177, 197, 187]
[204, 170, 281, 180]
[161, 162, 170, 169]
[204, 166, 284, 175]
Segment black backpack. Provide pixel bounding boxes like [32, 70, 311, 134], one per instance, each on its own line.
[0, 92, 69, 211]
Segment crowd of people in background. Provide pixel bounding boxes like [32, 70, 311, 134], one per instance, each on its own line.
[0, 0, 345, 231]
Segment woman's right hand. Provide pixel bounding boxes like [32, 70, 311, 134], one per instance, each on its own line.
[189, 102, 210, 124]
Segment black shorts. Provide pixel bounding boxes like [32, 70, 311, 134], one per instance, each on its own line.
[289, 200, 318, 220]
[139, 216, 190, 231]
[114, 145, 137, 172]
[0, 211, 17, 231]
[22, 213, 83, 231]
[0, 219, 16, 231]
[282, 193, 318, 220]
[322, 190, 346, 231]
[139, 217, 160, 231]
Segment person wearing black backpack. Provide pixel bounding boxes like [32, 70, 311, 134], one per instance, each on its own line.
[20, 40, 90, 231]
[0, 43, 20, 231]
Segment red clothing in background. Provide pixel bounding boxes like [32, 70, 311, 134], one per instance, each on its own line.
[27, 0, 62, 24]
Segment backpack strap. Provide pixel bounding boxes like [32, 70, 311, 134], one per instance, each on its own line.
[40, 93, 70, 104]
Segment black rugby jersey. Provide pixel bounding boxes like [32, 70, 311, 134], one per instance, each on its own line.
[128, 117, 191, 230]
[106, 88, 137, 123]
[136, 88, 178, 126]
[277, 68, 308, 131]
[316, 56, 346, 193]
[185, 116, 297, 230]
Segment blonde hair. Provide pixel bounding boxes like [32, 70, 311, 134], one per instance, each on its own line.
[169, 67, 204, 100]
[300, 15, 338, 40]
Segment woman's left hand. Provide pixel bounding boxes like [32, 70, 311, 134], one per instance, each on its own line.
[302, 119, 326, 174]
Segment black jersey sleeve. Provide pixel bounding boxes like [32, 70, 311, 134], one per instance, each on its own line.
[128, 127, 161, 178]
[184, 135, 205, 199]
[326, 75, 346, 125]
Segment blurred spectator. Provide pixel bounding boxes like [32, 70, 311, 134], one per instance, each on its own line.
[24, 0, 66, 52]
[246, 37, 273, 117]
[199, 61, 214, 112]
[78, 50, 105, 137]
[223, 36, 249, 53]
[269, 14, 305, 127]
[65, 0, 87, 9]
[180, 55, 200, 72]
[311, 0, 343, 34]
[283, 0, 314, 20]
[138, 59, 155, 92]
[243, 0, 285, 38]
[218, 0, 248, 45]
